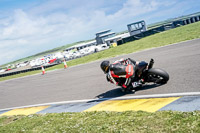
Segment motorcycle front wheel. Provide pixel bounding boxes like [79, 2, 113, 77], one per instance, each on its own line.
[146, 68, 169, 84]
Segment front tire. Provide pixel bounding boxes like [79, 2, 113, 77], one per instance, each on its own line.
[146, 68, 169, 84]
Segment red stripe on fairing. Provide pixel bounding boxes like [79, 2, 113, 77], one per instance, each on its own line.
[126, 64, 134, 78]
[122, 84, 127, 88]
[111, 71, 119, 78]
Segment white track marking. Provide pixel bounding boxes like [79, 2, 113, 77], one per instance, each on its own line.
[1, 91, 200, 111]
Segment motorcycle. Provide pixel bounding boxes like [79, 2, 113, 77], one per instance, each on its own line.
[101, 58, 169, 92]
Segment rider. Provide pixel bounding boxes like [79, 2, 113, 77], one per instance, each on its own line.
[100, 58, 147, 92]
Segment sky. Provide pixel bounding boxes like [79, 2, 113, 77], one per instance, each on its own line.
[0, 0, 200, 65]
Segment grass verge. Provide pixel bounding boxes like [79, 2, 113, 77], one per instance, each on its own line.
[0, 111, 200, 133]
[1, 21, 200, 82]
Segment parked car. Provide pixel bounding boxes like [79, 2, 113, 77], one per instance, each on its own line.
[95, 44, 109, 52]
[0, 69, 6, 73]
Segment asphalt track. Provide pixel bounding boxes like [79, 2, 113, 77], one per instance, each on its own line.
[0, 39, 200, 109]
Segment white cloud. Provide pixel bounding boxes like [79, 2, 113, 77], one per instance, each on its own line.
[1, 9, 42, 39]
[105, 0, 159, 24]
[0, 0, 198, 65]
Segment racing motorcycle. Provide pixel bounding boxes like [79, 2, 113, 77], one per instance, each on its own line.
[134, 58, 169, 86]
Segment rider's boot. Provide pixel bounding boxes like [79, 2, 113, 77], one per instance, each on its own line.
[122, 85, 135, 93]
[127, 85, 136, 93]
[132, 79, 144, 88]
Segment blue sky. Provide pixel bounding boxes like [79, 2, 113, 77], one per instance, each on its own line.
[0, 0, 200, 65]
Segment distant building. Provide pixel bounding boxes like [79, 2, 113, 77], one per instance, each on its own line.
[65, 40, 97, 51]
[105, 33, 130, 46]
[65, 29, 120, 52]
[127, 20, 147, 36]
[65, 46, 77, 52]
[75, 40, 97, 50]
[95, 29, 115, 45]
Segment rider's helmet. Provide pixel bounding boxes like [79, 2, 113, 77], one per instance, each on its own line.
[100, 60, 110, 73]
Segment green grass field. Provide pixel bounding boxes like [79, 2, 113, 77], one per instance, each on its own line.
[1, 111, 200, 133]
[1, 21, 200, 82]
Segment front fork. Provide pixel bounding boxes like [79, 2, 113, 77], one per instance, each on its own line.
[148, 58, 154, 69]
[141, 59, 154, 82]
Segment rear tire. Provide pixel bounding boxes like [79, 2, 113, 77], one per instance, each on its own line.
[146, 68, 169, 84]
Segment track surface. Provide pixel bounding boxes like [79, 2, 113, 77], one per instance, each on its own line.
[0, 39, 200, 109]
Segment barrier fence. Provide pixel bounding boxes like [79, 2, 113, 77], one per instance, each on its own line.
[0, 63, 58, 78]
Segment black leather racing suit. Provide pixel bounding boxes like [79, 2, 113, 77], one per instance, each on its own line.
[106, 58, 136, 89]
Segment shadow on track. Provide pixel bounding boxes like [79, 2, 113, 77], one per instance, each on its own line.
[137, 84, 164, 92]
[87, 84, 164, 103]
[96, 88, 127, 99]
[95, 84, 163, 99]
